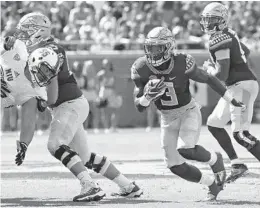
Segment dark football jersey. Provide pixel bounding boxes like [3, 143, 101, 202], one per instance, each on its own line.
[39, 38, 82, 107]
[131, 53, 195, 110]
[209, 28, 257, 86]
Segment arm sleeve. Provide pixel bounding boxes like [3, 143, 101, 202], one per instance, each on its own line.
[131, 62, 147, 112]
[185, 57, 227, 97]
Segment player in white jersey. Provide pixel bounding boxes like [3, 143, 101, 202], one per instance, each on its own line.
[1, 36, 47, 165]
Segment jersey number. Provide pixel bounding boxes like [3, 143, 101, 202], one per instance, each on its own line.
[160, 82, 179, 106]
[1, 79, 11, 98]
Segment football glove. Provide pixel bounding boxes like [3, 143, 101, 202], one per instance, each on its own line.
[15, 141, 28, 166]
[36, 97, 47, 112]
[144, 78, 167, 102]
[231, 99, 246, 111]
[3, 36, 16, 51]
[203, 60, 218, 76]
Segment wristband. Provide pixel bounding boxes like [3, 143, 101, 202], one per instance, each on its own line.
[139, 96, 150, 107]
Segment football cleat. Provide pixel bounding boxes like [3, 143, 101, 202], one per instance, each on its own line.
[112, 182, 143, 198]
[205, 181, 222, 201]
[210, 152, 226, 188]
[73, 181, 106, 202]
[226, 163, 249, 183]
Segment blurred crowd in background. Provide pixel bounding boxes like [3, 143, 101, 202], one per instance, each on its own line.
[1, 1, 260, 51]
[1, 1, 260, 133]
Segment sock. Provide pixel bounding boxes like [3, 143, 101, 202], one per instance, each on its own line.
[208, 126, 238, 160]
[101, 163, 120, 179]
[208, 151, 218, 166]
[231, 158, 243, 165]
[89, 156, 132, 188]
[113, 174, 132, 188]
[77, 170, 95, 185]
[199, 173, 215, 186]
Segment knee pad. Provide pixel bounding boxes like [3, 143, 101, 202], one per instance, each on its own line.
[178, 145, 211, 163]
[178, 148, 196, 160]
[170, 162, 202, 183]
[208, 125, 221, 134]
[233, 131, 258, 150]
[85, 153, 109, 174]
[54, 145, 80, 169]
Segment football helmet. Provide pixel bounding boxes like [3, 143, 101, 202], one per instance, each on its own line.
[15, 13, 51, 51]
[144, 27, 175, 67]
[200, 2, 228, 35]
[28, 47, 61, 87]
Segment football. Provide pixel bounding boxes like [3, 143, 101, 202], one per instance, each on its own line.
[144, 79, 162, 94]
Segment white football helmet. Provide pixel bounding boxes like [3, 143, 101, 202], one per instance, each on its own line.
[15, 13, 51, 51]
[28, 48, 61, 87]
[200, 2, 228, 35]
[144, 27, 175, 67]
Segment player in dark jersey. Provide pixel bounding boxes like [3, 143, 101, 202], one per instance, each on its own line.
[131, 26, 245, 201]
[200, 2, 260, 183]
[15, 12, 142, 202]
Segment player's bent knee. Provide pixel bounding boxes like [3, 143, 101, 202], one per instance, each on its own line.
[233, 132, 258, 150]
[85, 152, 110, 174]
[54, 145, 80, 169]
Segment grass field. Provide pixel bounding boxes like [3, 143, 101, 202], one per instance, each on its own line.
[1, 125, 260, 208]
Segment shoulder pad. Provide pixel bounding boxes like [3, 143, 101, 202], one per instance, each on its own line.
[173, 52, 196, 72]
[132, 56, 146, 71]
[130, 56, 146, 80]
[209, 33, 232, 51]
[185, 54, 196, 72]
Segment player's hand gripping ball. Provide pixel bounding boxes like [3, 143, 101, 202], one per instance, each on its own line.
[203, 59, 218, 76]
[144, 77, 167, 102]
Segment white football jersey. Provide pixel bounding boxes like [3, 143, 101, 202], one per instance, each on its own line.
[1, 39, 47, 108]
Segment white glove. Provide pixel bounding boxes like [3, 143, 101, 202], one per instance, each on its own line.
[203, 60, 218, 76]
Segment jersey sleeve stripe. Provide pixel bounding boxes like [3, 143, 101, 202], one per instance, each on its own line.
[210, 38, 232, 51]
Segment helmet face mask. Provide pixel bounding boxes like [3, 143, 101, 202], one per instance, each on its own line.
[29, 48, 61, 87]
[144, 43, 167, 66]
[200, 15, 224, 34]
[200, 2, 228, 35]
[31, 62, 56, 87]
[144, 27, 175, 67]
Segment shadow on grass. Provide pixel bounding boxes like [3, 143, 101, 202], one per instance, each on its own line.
[209, 199, 260, 206]
[1, 197, 172, 207]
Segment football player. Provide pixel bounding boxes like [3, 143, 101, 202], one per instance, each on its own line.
[200, 2, 260, 183]
[17, 12, 142, 202]
[131, 27, 245, 201]
[0, 36, 47, 166]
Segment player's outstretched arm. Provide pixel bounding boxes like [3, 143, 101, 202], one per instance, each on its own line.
[186, 61, 245, 108]
[16, 98, 38, 166]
